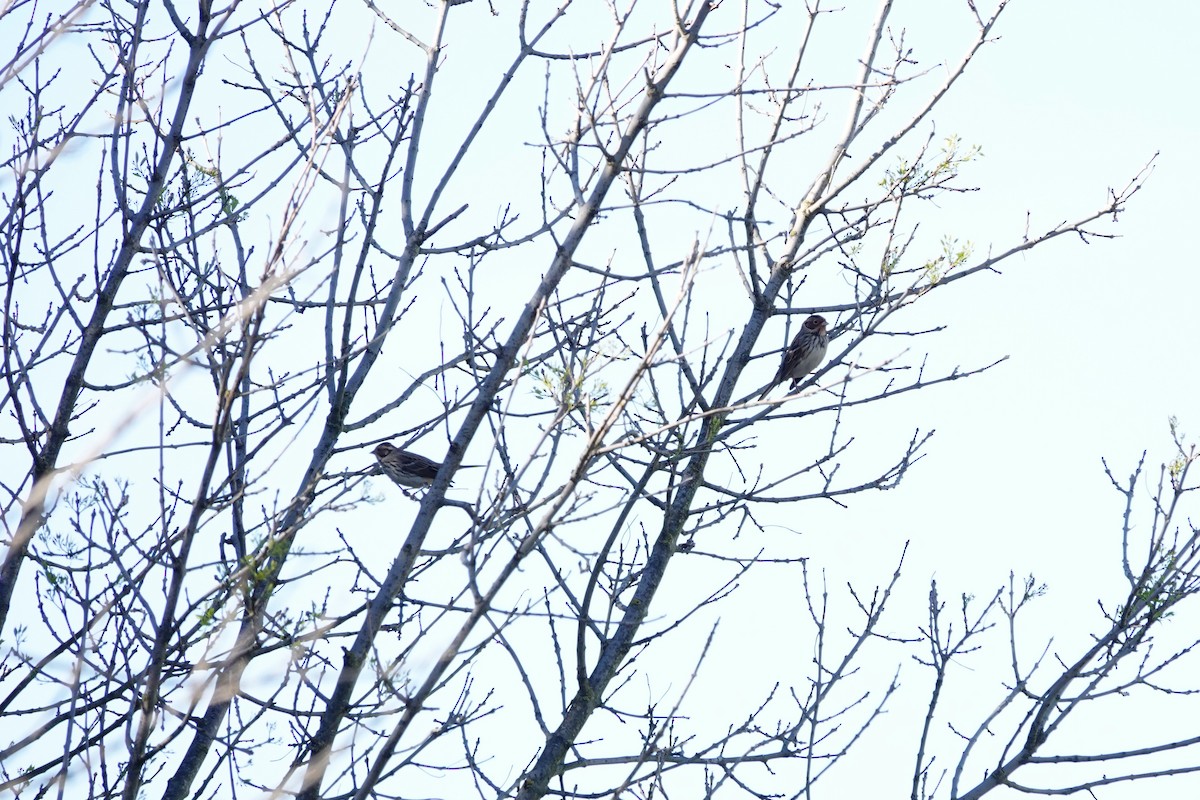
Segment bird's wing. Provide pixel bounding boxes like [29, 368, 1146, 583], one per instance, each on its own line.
[400, 452, 442, 481]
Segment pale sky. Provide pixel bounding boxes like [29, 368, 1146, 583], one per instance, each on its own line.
[5, 1, 1199, 797]
[747, 3, 1200, 795]
[361, 2, 1200, 795]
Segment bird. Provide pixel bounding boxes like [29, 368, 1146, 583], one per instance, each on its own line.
[372, 442, 446, 489]
[758, 314, 829, 400]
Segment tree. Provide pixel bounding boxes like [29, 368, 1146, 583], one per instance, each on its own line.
[1, 0, 1196, 798]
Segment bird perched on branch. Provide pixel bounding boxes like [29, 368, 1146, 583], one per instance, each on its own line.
[372, 442, 447, 489]
[758, 314, 829, 400]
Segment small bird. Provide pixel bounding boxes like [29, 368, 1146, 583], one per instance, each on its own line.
[758, 314, 829, 400]
[372, 442, 446, 489]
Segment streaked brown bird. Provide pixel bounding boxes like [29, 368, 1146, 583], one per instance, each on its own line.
[372, 442, 445, 489]
[758, 314, 829, 400]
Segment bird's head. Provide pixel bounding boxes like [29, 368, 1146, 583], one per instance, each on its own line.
[372, 442, 395, 459]
[805, 314, 828, 336]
